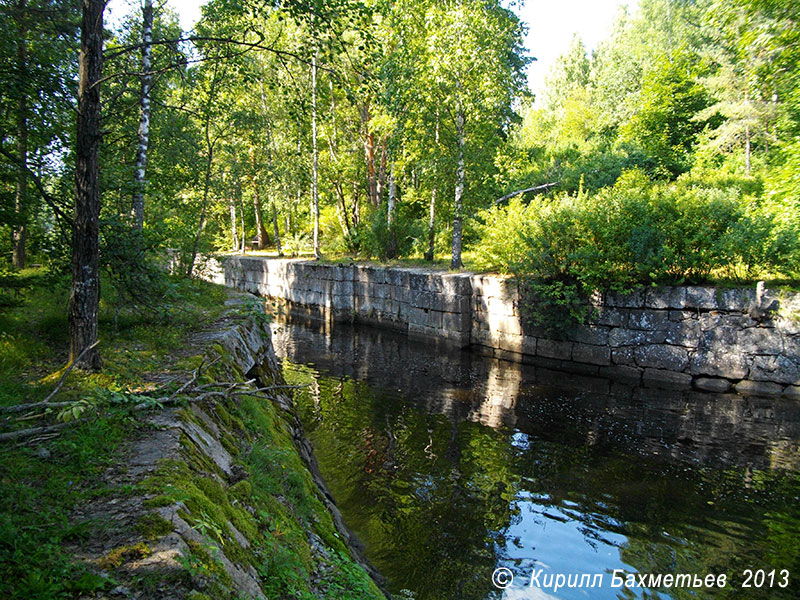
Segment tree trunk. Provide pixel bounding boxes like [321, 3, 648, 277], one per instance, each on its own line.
[386, 166, 397, 259]
[362, 103, 377, 206]
[425, 112, 440, 263]
[253, 184, 268, 249]
[271, 200, 282, 256]
[239, 187, 246, 254]
[131, 0, 153, 231]
[69, 0, 104, 370]
[387, 167, 396, 227]
[425, 185, 436, 262]
[376, 137, 387, 205]
[450, 109, 465, 270]
[12, 0, 28, 270]
[229, 197, 239, 251]
[311, 47, 320, 259]
[187, 148, 213, 277]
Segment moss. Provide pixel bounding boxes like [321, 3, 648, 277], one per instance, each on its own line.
[186, 592, 213, 600]
[179, 432, 226, 480]
[143, 494, 173, 508]
[184, 539, 233, 589]
[228, 479, 252, 502]
[136, 513, 173, 540]
[138, 328, 382, 599]
[100, 542, 152, 569]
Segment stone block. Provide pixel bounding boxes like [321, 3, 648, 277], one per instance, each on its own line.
[561, 361, 601, 376]
[717, 288, 754, 312]
[407, 306, 428, 327]
[537, 339, 573, 360]
[409, 271, 431, 291]
[693, 377, 733, 393]
[645, 286, 687, 309]
[331, 279, 353, 297]
[566, 324, 610, 345]
[784, 385, 800, 399]
[669, 310, 698, 322]
[572, 343, 611, 365]
[387, 268, 409, 288]
[690, 350, 749, 379]
[521, 336, 537, 356]
[441, 273, 472, 296]
[442, 311, 470, 334]
[664, 320, 701, 347]
[643, 368, 693, 389]
[593, 307, 626, 327]
[627, 309, 670, 331]
[749, 355, 800, 385]
[605, 289, 644, 308]
[410, 290, 435, 310]
[736, 326, 780, 355]
[486, 295, 516, 317]
[634, 344, 689, 371]
[331, 294, 353, 311]
[685, 286, 718, 310]
[612, 347, 636, 365]
[735, 380, 785, 397]
[608, 328, 667, 347]
[426, 310, 443, 330]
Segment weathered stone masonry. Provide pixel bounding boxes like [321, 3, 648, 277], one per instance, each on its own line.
[199, 256, 800, 398]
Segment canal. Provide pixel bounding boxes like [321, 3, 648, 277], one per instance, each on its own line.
[269, 317, 800, 600]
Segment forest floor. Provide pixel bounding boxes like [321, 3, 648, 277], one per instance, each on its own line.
[0, 269, 384, 600]
[0, 270, 231, 598]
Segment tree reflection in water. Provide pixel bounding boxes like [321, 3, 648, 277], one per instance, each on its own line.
[270, 319, 800, 600]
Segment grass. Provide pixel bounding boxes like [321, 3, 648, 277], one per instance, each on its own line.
[0, 265, 384, 600]
[0, 268, 228, 599]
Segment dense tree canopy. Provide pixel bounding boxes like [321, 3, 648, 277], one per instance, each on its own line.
[0, 0, 798, 363]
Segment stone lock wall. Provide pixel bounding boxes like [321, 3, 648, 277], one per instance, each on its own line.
[199, 256, 800, 397]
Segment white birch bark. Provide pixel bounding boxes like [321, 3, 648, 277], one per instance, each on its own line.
[131, 0, 153, 231]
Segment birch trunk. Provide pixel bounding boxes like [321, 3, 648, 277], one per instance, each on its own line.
[450, 109, 465, 270]
[69, 0, 104, 370]
[425, 113, 440, 262]
[272, 200, 282, 256]
[312, 47, 320, 259]
[425, 185, 436, 262]
[253, 183, 268, 249]
[387, 167, 396, 226]
[229, 198, 239, 251]
[131, 0, 153, 231]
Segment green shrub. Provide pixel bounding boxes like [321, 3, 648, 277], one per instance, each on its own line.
[474, 168, 798, 330]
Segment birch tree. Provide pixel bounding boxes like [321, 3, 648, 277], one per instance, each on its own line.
[131, 0, 153, 230]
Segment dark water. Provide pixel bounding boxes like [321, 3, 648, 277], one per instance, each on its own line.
[269, 318, 800, 600]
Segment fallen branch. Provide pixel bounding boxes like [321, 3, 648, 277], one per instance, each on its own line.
[494, 182, 559, 204]
[0, 418, 93, 443]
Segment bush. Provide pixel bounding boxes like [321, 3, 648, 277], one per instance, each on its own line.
[474, 169, 798, 330]
[360, 203, 423, 261]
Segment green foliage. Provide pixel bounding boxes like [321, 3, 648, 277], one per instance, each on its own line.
[476, 169, 798, 328]
[360, 204, 423, 262]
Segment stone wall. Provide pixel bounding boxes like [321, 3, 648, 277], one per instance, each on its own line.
[199, 256, 800, 397]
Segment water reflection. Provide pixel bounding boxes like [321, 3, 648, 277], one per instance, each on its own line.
[270, 318, 800, 599]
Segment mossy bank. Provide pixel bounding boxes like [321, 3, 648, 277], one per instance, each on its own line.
[125, 312, 386, 600]
[0, 272, 385, 600]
